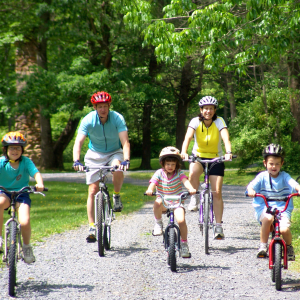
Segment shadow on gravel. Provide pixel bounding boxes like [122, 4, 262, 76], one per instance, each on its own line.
[212, 245, 256, 254]
[92, 245, 151, 257]
[176, 264, 231, 273]
[281, 278, 300, 291]
[17, 281, 93, 297]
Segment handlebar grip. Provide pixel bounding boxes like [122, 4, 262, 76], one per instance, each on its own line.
[144, 193, 156, 196]
[43, 188, 48, 192]
[232, 155, 237, 158]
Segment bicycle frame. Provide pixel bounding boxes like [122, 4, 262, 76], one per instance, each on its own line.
[255, 193, 298, 270]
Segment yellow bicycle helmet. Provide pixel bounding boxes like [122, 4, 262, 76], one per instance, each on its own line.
[1, 132, 27, 147]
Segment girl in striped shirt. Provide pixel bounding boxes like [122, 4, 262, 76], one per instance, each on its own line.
[145, 147, 196, 258]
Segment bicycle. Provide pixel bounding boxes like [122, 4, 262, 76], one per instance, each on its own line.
[83, 165, 119, 257]
[184, 155, 237, 254]
[0, 185, 47, 297]
[296, 176, 300, 183]
[144, 191, 198, 272]
[246, 192, 299, 291]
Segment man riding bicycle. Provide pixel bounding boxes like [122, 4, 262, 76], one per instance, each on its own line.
[73, 91, 130, 243]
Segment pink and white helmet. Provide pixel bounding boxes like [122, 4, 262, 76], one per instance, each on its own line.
[199, 96, 218, 107]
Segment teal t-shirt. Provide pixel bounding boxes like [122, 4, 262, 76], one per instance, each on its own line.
[78, 110, 128, 153]
[0, 156, 39, 191]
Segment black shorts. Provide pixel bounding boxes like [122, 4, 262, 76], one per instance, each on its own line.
[197, 158, 225, 177]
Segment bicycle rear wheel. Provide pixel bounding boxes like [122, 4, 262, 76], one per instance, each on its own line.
[204, 193, 209, 254]
[168, 228, 177, 272]
[274, 242, 282, 291]
[103, 197, 111, 250]
[8, 221, 17, 296]
[97, 193, 105, 257]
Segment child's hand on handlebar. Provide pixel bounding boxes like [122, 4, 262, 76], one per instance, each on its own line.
[145, 189, 154, 196]
[247, 187, 256, 197]
[35, 183, 44, 192]
[188, 188, 197, 195]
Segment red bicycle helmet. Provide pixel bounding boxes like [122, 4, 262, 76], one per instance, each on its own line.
[1, 132, 27, 147]
[91, 91, 112, 104]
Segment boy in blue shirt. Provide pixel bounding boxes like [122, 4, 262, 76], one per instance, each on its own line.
[0, 132, 45, 263]
[247, 144, 300, 260]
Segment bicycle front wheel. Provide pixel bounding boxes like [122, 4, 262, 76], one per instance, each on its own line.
[168, 228, 177, 272]
[8, 221, 17, 296]
[97, 193, 105, 257]
[204, 193, 210, 254]
[274, 242, 282, 291]
[103, 197, 111, 250]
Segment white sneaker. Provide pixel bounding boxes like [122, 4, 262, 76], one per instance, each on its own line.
[214, 226, 225, 240]
[152, 222, 163, 236]
[287, 245, 295, 261]
[22, 244, 35, 264]
[257, 244, 268, 258]
[188, 195, 199, 211]
[113, 194, 123, 212]
[180, 242, 191, 258]
[86, 227, 97, 243]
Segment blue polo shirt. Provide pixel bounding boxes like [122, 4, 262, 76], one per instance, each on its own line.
[0, 156, 39, 191]
[78, 110, 128, 153]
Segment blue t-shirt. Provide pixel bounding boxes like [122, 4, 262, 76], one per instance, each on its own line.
[247, 170, 298, 219]
[0, 156, 39, 191]
[78, 110, 128, 153]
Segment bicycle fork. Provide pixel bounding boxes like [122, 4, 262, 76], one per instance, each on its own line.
[164, 212, 181, 253]
[198, 191, 214, 235]
[3, 219, 22, 263]
[269, 220, 288, 270]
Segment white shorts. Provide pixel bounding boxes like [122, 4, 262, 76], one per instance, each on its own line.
[258, 207, 291, 228]
[84, 148, 123, 185]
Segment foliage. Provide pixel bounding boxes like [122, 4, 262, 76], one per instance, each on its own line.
[230, 83, 300, 171]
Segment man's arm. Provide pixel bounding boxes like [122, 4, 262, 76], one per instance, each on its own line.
[73, 133, 86, 171]
[119, 131, 130, 161]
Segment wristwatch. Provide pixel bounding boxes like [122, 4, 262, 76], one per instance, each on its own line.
[226, 151, 232, 154]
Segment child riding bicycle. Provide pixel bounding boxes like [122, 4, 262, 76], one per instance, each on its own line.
[246, 144, 300, 260]
[145, 147, 196, 258]
[0, 132, 45, 263]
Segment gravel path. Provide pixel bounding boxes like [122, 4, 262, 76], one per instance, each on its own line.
[0, 177, 300, 299]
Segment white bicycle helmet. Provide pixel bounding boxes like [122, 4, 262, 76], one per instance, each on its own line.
[159, 146, 181, 163]
[262, 144, 285, 159]
[199, 96, 218, 107]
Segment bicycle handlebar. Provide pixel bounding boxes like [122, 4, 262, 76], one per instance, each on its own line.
[144, 191, 200, 209]
[81, 165, 121, 172]
[183, 155, 237, 163]
[245, 192, 299, 215]
[0, 186, 48, 194]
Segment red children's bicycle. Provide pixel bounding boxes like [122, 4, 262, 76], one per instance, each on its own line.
[252, 193, 299, 291]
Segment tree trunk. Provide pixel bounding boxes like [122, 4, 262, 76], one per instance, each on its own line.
[140, 52, 157, 169]
[15, 41, 42, 166]
[287, 59, 300, 143]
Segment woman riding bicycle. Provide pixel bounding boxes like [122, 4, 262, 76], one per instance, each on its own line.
[0, 132, 45, 263]
[181, 96, 232, 239]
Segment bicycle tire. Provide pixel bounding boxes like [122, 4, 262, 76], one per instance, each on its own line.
[274, 242, 282, 291]
[169, 227, 177, 272]
[296, 176, 300, 183]
[270, 245, 275, 282]
[97, 193, 105, 257]
[103, 195, 112, 250]
[204, 193, 210, 254]
[8, 221, 17, 296]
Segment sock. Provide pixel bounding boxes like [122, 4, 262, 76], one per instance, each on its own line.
[260, 242, 267, 248]
[89, 223, 95, 228]
[216, 223, 222, 227]
[181, 239, 188, 243]
[113, 191, 120, 195]
[155, 218, 162, 224]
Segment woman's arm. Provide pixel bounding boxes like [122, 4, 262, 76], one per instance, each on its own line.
[181, 127, 195, 159]
[220, 128, 232, 160]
